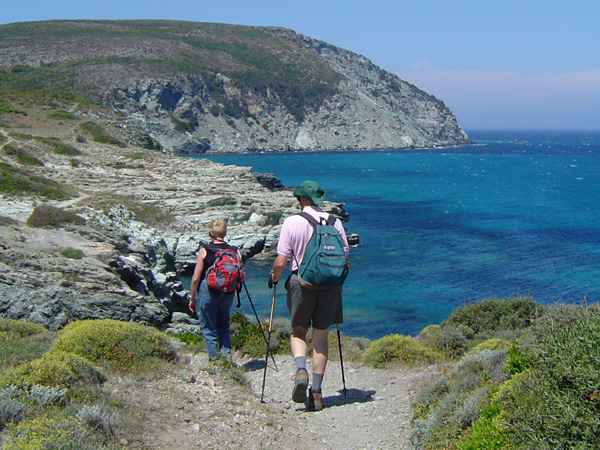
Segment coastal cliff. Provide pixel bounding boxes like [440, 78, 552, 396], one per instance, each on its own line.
[0, 20, 469, 154]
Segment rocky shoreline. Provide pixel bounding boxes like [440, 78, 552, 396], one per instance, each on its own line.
[0, 126, 355, 334]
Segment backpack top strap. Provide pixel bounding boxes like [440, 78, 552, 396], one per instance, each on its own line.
[297, 211, 335, 227]
[296, 211, 319, 227]
[205, 243, 237, 253]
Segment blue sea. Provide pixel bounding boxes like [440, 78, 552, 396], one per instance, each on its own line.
[194, 130, 600, 339]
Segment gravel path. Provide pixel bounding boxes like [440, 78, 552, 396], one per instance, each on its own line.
[120, 351, 432, 449]
[245, 354, 430, 450]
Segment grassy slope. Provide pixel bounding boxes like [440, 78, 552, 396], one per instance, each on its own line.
[0, 20, 342, 121]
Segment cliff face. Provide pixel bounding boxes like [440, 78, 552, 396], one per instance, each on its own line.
[0, 20, 469, 154]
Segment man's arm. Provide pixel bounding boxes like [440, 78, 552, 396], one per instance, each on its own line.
[270, 254, 288, 285]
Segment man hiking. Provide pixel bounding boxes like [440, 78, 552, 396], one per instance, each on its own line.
[269, 180, 350, 411]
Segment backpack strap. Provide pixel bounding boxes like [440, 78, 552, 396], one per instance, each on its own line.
[204, 243, 238, 254]
[296, 212, 336, 227]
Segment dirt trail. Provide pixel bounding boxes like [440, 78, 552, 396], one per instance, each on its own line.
[121, 351, 432, 450]
[245, 354, 431, 450]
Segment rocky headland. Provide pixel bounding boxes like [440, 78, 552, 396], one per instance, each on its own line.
[0, 20, 470, 155]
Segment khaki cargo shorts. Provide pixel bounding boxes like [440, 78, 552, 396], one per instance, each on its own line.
[285, 274, 343, 329]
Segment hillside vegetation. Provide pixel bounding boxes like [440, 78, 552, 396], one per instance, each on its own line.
[0, 19, 470, 154]
[407, 298, 600, 450]
[2, 298, 599, 449]
[0, 20, 341, 123]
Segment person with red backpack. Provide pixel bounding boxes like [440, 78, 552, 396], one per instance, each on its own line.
[189, 218, 245, 361]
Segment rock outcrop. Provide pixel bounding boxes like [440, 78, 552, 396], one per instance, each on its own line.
[0, 126, 350, 331]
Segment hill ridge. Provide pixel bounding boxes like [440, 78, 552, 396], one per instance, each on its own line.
[0, 19, 470, 154]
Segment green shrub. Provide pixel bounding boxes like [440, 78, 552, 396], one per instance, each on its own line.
[230, 312, 270, 358]
[3, 144, 44, 166]
[418, 323, 468, 358]
[456, 412, 508, 450]
[70, 158, 80, 167]
[2, 415, 76, 449]
[207, 196, 237, 207]
[503, 339, 534, 376]
[445, 297, 543, 337]
[0, 100, 27, 116]
[10, 133, 33, 140]
[59, 247, 84, 259]
[166, 331, 203, 346]
[229, 313, 292, 358]
[497, 307, 600, 448]
[0, 162, 75, 200]
[52, 143, 81, 156]
[413, 303, 600, 450]
[0, 323, 55, 370]
[362, 334, 442, 367]
[79, 121, 125, 147]
[0, 350, 105, 389]
[46, 109, 76, 120]
[0, 318, 46, 338]
[171, 114, 198, 133]
[52, 319, 176, 370]
[113, 162, 135, 169]
[468, 338, 512, 354]
[26, 204, 85, 228]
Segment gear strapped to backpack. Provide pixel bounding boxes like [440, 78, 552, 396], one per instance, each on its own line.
[294, 212, 350, 288]
[204, 245, 244, 295]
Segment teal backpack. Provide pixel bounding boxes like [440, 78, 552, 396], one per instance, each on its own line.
[295, 212, 350, 288]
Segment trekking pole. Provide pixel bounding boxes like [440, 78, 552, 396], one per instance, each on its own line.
[336, 324, 347, 398]
[243, 282, 278, 370]
[260, 283, 277, 403]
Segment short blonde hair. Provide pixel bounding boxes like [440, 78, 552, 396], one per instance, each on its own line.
[208, 218, 227, 240]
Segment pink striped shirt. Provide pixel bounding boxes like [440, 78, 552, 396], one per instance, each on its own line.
[277, 206, 350, 272]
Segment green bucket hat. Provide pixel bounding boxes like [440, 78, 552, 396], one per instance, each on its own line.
[293, 180, 325, 205]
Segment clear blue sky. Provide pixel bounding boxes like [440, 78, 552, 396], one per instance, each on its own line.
[2, 0, 599, 130]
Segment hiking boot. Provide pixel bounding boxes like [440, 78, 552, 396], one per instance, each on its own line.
[306, 387, 323, 411]
[291, 368, 309, 403]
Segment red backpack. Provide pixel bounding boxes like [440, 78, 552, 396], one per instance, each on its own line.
[205, 246, 243, 294]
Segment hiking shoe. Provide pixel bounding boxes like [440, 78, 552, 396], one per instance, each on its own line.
[306, 387, 323, 411]
[291, 368, 309, 403]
